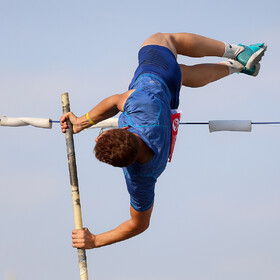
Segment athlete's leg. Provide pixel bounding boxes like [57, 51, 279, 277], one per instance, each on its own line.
[171, 33, 238, 86]
[140, 33, 230, 88]
[141, 32, 227, 58]
[180, 63, 229, 88]
[171, 32, 226, 57]
[142, 32, 266, 64]
[141, 33, 263, 88]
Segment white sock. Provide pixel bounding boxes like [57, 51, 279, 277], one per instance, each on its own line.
[221, 59, 244, 75]
[223, 42, 244, 59]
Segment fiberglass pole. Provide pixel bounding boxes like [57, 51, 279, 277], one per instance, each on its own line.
[61, 92, 89, 280]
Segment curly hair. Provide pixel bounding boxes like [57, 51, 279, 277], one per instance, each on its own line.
[94, 129, 140, 167]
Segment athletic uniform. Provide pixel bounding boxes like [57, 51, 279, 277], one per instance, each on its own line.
[118, 45, 182, 211]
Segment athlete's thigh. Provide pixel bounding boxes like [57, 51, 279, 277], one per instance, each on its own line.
[141, 33, 177, 57]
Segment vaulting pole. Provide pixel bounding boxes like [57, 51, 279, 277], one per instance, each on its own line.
[61, 92, 89, 280]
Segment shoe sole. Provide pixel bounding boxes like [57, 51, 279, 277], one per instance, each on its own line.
[241, 63, 260, 77]
[252, 63, 260, 77]
[246, 44, 267, 69]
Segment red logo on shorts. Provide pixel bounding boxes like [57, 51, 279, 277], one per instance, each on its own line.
[169, 111, 181, 162]
[172, 118, 180, 132]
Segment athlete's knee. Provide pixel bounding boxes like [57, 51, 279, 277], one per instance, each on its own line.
[142, 32, 177, 56]
[151, 32, 173, 41]
[152, 32, 164, 36]
[146, 32, 165, 41]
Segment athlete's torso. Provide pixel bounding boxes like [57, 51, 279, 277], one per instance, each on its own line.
[118, 74, 172, 211]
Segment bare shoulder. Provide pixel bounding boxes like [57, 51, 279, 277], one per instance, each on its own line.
[117, 89, 136, 111]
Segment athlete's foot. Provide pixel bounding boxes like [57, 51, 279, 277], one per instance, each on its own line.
[223, 59, 260, 77]
[236, 43, 267, 69]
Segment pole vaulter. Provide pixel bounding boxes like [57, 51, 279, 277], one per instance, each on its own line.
[0, 32, 270, 279]
[59, 32, 268, 253]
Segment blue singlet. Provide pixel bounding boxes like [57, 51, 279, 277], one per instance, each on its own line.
[118, 45, 182, 211]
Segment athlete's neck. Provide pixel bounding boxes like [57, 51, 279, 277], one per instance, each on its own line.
[134, 134, 154, 164]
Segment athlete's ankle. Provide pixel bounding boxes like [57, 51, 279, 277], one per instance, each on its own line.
[223, 42, 244, 59]
[221, 59, 244, 75]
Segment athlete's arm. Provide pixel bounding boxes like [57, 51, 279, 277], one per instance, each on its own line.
[60, 89, 134, 133]
[72, 205, 153, 249]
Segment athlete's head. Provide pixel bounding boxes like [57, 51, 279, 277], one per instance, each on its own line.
[94, 128, 140, 167]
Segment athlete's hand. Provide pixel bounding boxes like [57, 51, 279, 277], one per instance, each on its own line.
[72, 228, 96, 249]
[60, 112, 83, 134]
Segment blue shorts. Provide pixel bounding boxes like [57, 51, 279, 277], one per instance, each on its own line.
[129, 45, 182, 109]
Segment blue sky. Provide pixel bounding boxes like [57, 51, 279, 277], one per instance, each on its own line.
[1, 0, 280, 279]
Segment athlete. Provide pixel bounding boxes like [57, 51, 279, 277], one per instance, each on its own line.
[60, 32, 267, 250]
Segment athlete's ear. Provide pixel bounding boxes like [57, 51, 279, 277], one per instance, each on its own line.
[122, 126, 129, 130]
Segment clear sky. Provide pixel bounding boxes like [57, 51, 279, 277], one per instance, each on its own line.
[1, 0, 280, 279]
